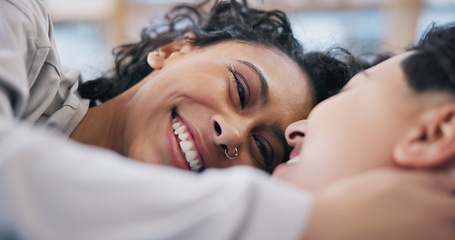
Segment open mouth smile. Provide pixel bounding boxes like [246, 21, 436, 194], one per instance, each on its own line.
[172, 114, 204, 172]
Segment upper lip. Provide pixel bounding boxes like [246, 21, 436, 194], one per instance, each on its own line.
[174, 111, 210, 170]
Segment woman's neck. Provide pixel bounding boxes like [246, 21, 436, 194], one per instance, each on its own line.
[70, 98, 128, 155]
[70, 72, 153, 155]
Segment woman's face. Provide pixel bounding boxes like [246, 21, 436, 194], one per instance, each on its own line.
[273, 52, 422, 190]
[124, 41, 313, 173]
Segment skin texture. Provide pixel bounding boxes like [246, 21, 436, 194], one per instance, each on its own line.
[274, 52, 455, 191]
[71, 39, 313, 172]
[269, 50, 455, 240]
[301, 167, 455, 240]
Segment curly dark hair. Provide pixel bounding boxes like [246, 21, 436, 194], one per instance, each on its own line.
[403, 22, 455, 94]
[303, 48, 388, 101]
[78, 0, 369, 107]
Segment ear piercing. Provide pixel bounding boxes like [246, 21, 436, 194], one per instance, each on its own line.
[153, 51, 160, 56]
[225, 147, 238, 160]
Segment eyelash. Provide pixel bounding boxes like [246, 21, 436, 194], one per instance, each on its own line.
[229, 67, 249, 110]
[227, 64, 272, 171]
[252, 135, 273, 172]
[234, 73, 247, 109]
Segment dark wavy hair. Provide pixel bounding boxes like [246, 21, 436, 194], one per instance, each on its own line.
[78, 0, 370, 107]
[303, 48, 388, 101]
[403, 23, 455, 94]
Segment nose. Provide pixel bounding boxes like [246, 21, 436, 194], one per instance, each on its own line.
[285, 120, 307, 147]
[211, 115, 245, 157]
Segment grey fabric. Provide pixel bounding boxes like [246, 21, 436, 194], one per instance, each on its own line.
[0, 0, 89, 135]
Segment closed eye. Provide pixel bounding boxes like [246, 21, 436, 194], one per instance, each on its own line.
[234, 73, 247, 109]
[253, 135, 273, 172]
[229, 66, 250, 110]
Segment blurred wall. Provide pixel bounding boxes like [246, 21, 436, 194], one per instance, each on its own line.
[44, 0, 455, 80]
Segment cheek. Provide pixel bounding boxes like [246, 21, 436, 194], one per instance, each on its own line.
[127, 131, 175, 167]
[272, 162, 310, 190]
[127, 137, 158, 163]
[172, 76, 228, 107]
[295, 102, 392, 190]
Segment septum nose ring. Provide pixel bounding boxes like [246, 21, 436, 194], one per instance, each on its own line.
[225, 147, 238, 160]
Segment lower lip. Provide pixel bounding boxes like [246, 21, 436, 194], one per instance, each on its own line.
[167, 113, 190, 171]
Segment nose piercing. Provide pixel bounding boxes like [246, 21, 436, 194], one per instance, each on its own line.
[225, 147, 238, 160]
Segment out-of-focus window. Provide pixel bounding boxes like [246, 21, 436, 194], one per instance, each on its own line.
[46, 0, 455, 80]
[289, 0, 455, 55]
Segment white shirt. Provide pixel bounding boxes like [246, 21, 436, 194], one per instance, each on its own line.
[0, 119, 312, 240]
[0, 0, 313, 239]
[0, 0, 89, 135]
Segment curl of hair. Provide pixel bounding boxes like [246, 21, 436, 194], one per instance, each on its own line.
[78, 0, 373, 108]
[403, 23, 455, 94]
[78, 0, 308, 106]
[303, 48, 388, 103]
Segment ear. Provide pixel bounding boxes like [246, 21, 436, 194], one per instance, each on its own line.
[147, 32, 198, 70]
[394, 103, 455, 168]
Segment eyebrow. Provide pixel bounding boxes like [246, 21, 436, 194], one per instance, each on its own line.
[271, 123, 291, 169]
[237, 60, 269, 106]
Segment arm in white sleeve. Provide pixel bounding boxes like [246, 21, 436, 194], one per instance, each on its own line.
[0, 0, 75, 125]
[0, 0, 31, 117]
[0, 118, 313, 240]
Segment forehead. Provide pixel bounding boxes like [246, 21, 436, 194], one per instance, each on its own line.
[366, 52, 412, 80]
[348, 52, 415, 98]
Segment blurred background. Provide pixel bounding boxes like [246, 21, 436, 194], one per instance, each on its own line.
[41, 0, 455, 81]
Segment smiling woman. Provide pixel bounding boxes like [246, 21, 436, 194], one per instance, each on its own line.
[3, 0, 455, 239]
[2, 0, 363, 174]
[82, 53, 304, 173]
[73, 38, 312, 173]
[71, 0, 366, 173]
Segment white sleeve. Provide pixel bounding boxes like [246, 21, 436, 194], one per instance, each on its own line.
[0, 118, 313, 240]
[0, 0, 30, 118]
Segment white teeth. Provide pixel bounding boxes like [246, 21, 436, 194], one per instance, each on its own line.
[192, 164, 201, 171]
[189, 159, 200, 168]
[173, 117, 203, 172]
[178, 133, 189, 141]
[185, 151, 198, 162]
[191, 161, 202, 172]
[174, 125, 186, 135]
[172, 122, 181, 130]
[179, 141, 193, 152]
